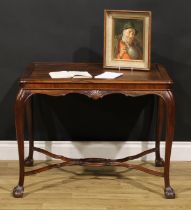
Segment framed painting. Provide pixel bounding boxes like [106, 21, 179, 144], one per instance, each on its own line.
[103, 10, 151, 70]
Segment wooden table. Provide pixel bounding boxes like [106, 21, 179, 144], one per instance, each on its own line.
[13, 62, 175, 199]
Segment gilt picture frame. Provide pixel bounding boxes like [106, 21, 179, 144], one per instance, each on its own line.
[103, 10, 151, 70]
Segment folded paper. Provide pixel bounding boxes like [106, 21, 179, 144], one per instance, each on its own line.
[49, 71, 92, 79]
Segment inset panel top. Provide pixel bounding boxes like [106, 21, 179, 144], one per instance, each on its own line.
[20, 62, 173, 91]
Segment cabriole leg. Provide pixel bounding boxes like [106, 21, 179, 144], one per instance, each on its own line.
[162, 91, 175, 199]
[13, 89, 32, 198]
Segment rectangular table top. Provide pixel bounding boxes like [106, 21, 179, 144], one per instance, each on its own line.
[20, 62, 173, 91]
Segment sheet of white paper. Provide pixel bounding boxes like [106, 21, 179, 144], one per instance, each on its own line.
[49, 71, 73, 78]
[94, 72, 123, 79]
[49, 71, 92, 79]
[71, 71, 92, 78]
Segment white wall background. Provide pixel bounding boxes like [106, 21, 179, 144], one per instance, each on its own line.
[0, 141, 190, 161]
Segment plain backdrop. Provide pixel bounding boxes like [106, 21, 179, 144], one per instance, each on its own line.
[0, 0, 190, 141]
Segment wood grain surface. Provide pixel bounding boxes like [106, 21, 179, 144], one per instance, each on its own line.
[1, 161, 190, 210]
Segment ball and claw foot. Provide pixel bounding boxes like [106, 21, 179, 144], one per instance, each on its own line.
[164, 186, 175, 199]
[155, 158, 164, 167]
[13, 185, 24, 198]
[24, 157, 34, 167]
